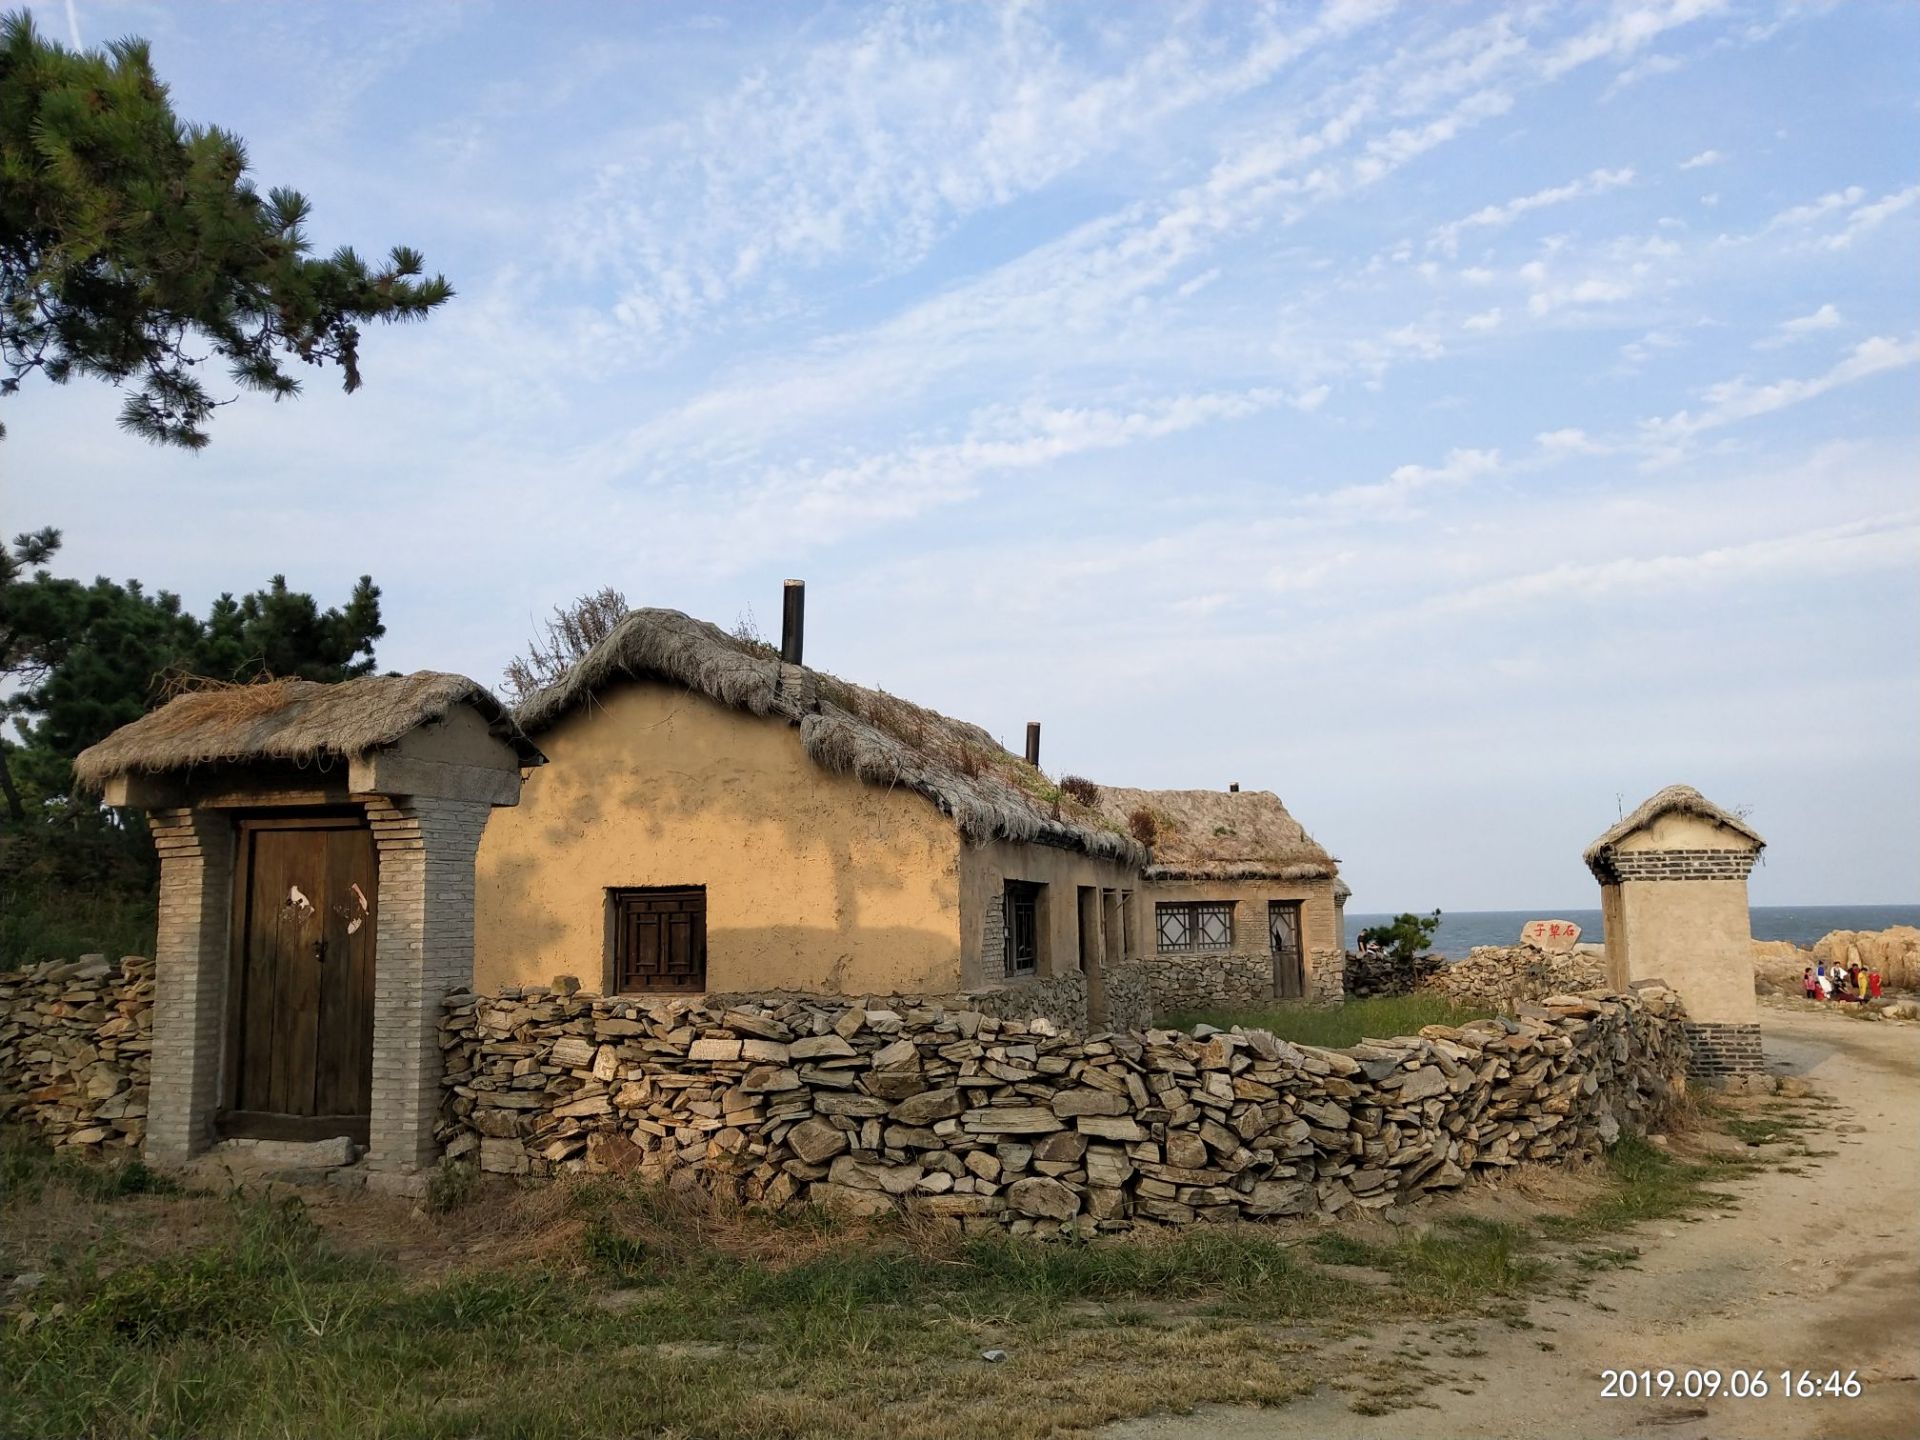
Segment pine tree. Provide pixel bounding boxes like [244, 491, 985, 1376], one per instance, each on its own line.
[0, 11, 451, 447]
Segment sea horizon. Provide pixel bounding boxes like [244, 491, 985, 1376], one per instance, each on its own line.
[1345, 904, 1920, 959]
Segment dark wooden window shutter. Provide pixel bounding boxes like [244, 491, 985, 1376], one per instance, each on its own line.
[610, 887, 707, 993]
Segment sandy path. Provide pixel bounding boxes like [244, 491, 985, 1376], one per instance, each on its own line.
[1103, 1006, 1919, 1440]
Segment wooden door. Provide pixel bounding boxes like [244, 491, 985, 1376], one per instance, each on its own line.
[225, 816, 377, 1141]
[1269, 901, 1305, 1000]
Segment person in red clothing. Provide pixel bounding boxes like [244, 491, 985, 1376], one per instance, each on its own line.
[1869, 968, 1883, 1000]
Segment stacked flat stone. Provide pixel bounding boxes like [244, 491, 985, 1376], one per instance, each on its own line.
[440, 983, 1688, 1232]
[0, 955, 153, 1150]
[1344, 949, 1445, 999]
[1418, 945, 1607, 1009]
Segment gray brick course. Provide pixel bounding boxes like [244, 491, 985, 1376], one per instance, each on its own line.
[364, 795, 492, 1174]
[143, 809, 233, 1165]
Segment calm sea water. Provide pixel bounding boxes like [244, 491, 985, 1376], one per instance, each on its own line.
[1345, 905, 1920, 959]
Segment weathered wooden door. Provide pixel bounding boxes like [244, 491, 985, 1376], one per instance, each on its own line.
[225, 816, 377, 1141]
[1269, 901, 1305, 1000]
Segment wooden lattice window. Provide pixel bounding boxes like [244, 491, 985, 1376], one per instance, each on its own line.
[610, 887, 707, 993]
[1004, 880, 1043, 977]
[1156, 901, 1233, 952]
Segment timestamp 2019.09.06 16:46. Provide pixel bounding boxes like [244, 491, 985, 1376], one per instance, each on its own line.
[1600, 1369, 1863, 1401]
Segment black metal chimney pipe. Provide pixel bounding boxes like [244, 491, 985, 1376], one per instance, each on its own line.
[1229, 782, 1239, 793]
[1025, 721, 1041, 767]
[781, 580, 805, 665]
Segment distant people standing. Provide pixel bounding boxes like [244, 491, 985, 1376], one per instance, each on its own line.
[1870, 969, 1884, 1000]
[1803, 967, 1818, 1001]
[1817, 966, 1834, 1000]
[1851, 963, 1867, 1001]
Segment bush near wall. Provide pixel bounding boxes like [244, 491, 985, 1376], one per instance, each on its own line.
[0, 956, 152, 1151]
[440, 982, 1689, 1231]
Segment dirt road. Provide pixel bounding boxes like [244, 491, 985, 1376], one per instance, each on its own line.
[1104, 1006, 1919, 1440]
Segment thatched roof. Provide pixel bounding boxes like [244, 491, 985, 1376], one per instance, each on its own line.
[512, 608, 1143, 864]
[73, 673, 542, 789]
[1583, 784, 1764, 877]
[1089, 785, 1336, 882]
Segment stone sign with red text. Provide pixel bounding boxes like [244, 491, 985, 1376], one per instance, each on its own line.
[1521, 919, 1582, 952]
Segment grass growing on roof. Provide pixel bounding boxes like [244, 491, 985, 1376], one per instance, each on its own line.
[1165, 993, 1497, 1049]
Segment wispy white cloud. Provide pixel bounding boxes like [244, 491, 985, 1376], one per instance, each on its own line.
[1310, 446, 1502, 515]
[1540, 0, 1730, 80]
[1755, 301, 1841, 348]
[1765, 184, 1866, 230]
[1819, 182, 1920, 249]
[1641, 333, 1920, 449]
[1679, 147, 1725, 169]
[1429, 167, 1635, 256]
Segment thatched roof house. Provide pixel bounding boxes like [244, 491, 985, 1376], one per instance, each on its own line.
[1083, 785, 1344, 1006]
[74, 673, 542, 791]
[513, 608, 1139, 865]
[1089, 786, 1335, 882]
[477, 604, 1150, 1008]
[1582, 784, 1764, 881]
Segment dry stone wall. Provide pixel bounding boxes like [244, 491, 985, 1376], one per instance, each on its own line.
[441, 982, 1688, 1231]
[1146, 952, 1272, 1015]
[1344, 949, 1444, 999]
[1419, 946, 1607, 1009]
[698, 964, 1152, 1039]
[0, 956, 153, 1151]
[1146, 948, 1346, 1016]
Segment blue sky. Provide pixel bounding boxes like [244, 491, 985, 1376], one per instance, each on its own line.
[8, 0, 1917, 909]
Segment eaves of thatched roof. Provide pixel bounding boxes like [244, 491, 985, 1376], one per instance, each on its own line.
[1582, 784, 1764, 879]
[73, 672, 542, 789]
[1089, 785, 1337, 883]
[512, 608, 1144, 865]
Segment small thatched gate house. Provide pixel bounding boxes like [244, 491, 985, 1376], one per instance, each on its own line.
[474, 608, 1148, 1026]
[72, 676, 542, 1179]
[1091, 786, 1345, 1015]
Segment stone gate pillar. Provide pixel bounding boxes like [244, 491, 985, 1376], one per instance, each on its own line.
[364, 795, 494, 1183]
[143, 808, 235, 1165]
[1584, 785, 1765, 1079]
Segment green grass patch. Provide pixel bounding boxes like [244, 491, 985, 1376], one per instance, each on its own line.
[2, 1132, 181, 1205]
[1540, 1135, 1748, 1242]
[1166, 993, 1496, 1048]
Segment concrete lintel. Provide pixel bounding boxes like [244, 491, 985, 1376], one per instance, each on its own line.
[348, 751, 523, 806]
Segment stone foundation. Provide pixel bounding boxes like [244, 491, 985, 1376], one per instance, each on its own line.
[440, 983, 1691, 1231]
[1308, 948, 1347, 1004]
[1679, 1021, 1764, 1079]
[0, 956, 153, 1151]
[1145, 949, 1346, 1016]
[1145, 952, 1273, 1016]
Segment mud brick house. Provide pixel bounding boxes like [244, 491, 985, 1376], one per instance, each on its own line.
[1091, 786, 1346, 1015]
[473, 602, 1148, 1024]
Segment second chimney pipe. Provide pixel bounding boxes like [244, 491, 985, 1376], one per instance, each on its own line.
[781, 580, 805, 665]
[1025, 721, 1041, 767]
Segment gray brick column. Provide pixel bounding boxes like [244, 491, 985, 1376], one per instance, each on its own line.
[365, 795, 491, 1177]
[144, 808, 234, 1165]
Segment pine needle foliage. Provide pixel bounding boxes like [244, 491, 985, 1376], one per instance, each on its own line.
[0, 11, 452, 447]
